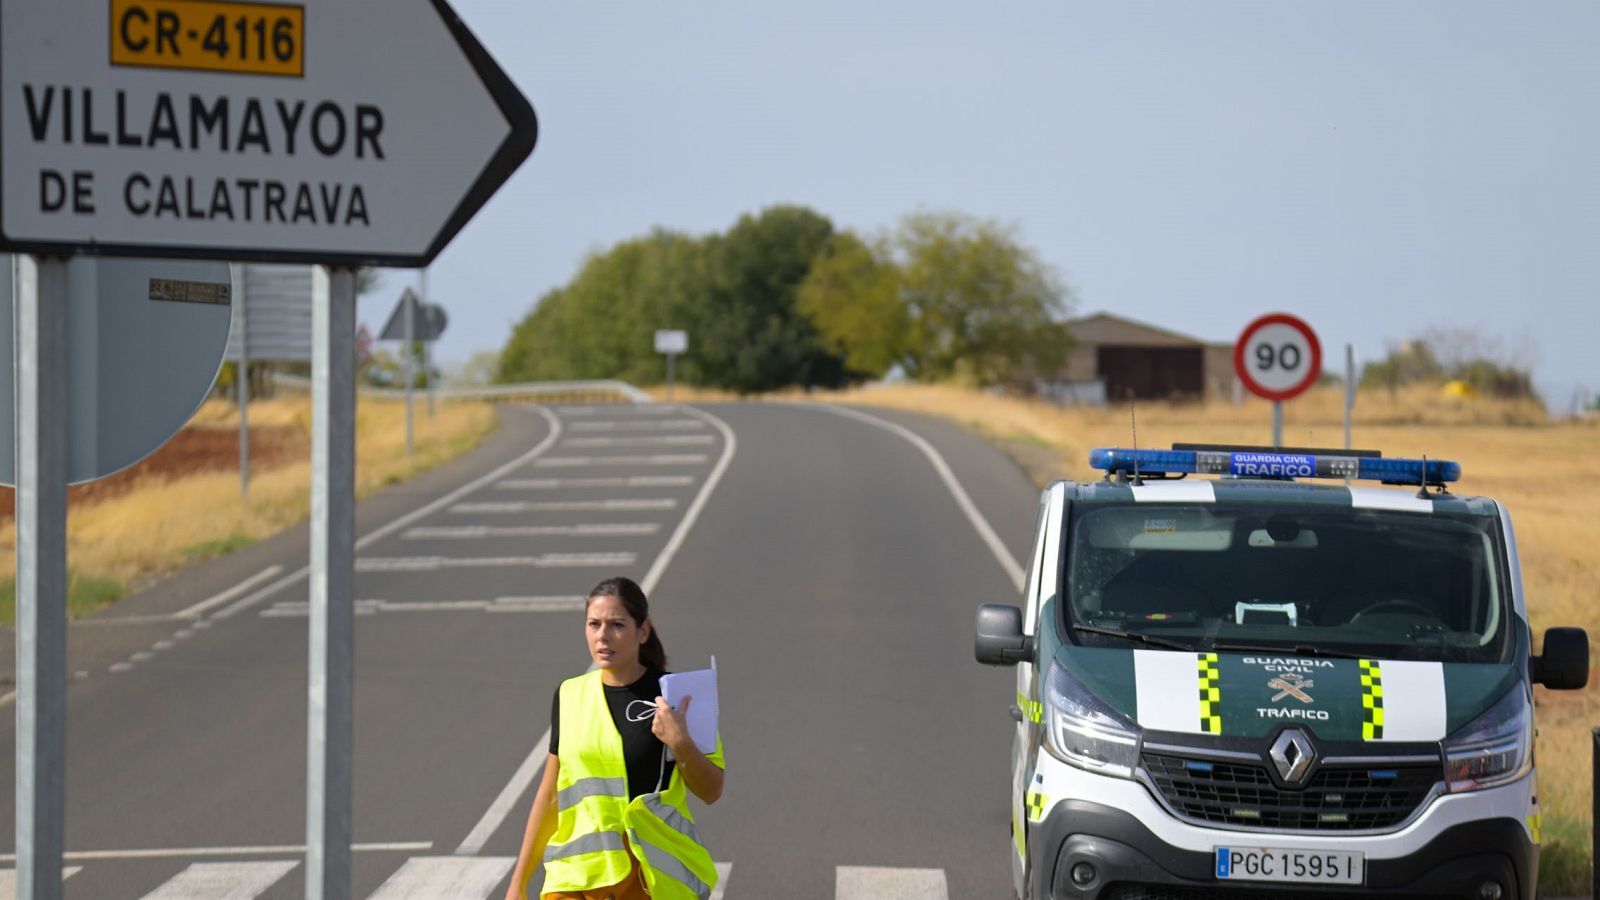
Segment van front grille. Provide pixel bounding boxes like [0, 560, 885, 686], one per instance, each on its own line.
[1140, 752, 1438, 831]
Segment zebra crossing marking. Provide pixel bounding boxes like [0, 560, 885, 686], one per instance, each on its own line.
[835, 866, 950, 900]
[365, 856, 514, 899]
[0, 867, 81, 893]
[709, 862, 733, 900]
[3, 857, 952, 899]
[140, 861, 298, 899]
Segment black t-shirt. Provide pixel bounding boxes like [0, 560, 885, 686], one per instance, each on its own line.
[550, 669, 675, 800]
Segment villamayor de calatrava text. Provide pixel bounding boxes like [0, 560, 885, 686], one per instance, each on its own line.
[20, 84, 383, 226]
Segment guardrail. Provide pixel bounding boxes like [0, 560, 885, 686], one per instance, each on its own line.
[266, 373, 652, 405]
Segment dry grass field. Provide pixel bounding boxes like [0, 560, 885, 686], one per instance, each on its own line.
[0, 395, 496, 621]
[806, 382, 1600, 892]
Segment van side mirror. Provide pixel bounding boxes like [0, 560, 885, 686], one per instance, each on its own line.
[976, 604, 1034, 666]
[1532, 627, 1589, 690]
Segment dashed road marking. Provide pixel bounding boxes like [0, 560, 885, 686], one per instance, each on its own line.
[365, 856, 514, 899]
[568, 419, 705, 432]
[560, 435, 715, 448]
[835, 866, 950, 900]
[450, 499, 677, 514]
[404, 523, 660, 540]
[355, 553, 635, 573]
[139, 860, 298, 899]
[533, 454, 709, 468]
[496, 475, 694, 490]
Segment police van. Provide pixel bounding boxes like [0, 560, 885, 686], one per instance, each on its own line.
[975, 445, 1589, 900]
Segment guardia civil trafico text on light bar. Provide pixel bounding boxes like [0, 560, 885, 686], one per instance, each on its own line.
[1088, 446, 1461, 486]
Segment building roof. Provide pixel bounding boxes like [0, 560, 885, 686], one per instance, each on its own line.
[1067, 312, 1213, 348]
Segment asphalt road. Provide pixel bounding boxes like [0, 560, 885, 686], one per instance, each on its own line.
[0, 400, 1040, 899]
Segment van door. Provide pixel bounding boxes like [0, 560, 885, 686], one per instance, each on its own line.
[1012, 486, 1061, 898]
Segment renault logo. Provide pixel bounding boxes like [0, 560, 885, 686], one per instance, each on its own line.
[1270, 729, 1315, 784]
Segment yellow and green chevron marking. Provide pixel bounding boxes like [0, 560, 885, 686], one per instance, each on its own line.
[1017, 691, 1043, 725]
[1359, 659, 1384, 740]
[1197, 652, 1222, 734]
[1025, 791, 1049, 822]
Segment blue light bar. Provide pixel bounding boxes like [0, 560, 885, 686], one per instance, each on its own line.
[1088, 447, 1460, 486]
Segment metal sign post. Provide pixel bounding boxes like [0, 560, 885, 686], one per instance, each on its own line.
[403, 282, 415, 455]
[381, 287, 448, 453]
[14, 255, 69, 900]
[306, 267, 356, 900]
[234, 267, 250, 497]
[1233, 314, 1322, 448]
[1344, 344, 1355, 451]
[655, 329, 689, 401]
[422, 268, 434, 418]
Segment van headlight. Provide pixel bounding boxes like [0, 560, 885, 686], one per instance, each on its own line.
[1043, 662, 1142, 779]
[1442, 685, 1533, 793]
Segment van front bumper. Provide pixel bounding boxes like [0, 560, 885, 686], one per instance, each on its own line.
[1030, 799, 1534, 900]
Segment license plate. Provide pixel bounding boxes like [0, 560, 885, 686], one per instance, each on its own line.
[1214, 847, 1364, 885]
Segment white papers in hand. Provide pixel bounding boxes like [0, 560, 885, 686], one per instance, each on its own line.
[660, 657, 718, 754]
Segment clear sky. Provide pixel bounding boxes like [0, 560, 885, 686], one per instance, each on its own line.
[367, 1, 1600, 408]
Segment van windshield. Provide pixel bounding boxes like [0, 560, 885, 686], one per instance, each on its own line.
[1062, 502, 1511, 663]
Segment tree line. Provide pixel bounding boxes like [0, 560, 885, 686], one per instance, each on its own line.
[496, 205, 1074, 393]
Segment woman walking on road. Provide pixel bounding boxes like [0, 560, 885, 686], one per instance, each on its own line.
[506, 576, 724, 900]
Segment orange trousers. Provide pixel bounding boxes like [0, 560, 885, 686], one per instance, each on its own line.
[541, 855, 650, 900]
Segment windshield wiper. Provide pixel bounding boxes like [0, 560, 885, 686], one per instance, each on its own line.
[1201, 640, 1366, 660]
[1072, 624, 1199, 652]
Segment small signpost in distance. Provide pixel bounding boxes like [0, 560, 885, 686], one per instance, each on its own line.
[655, 329, 688, 401]
[1233, 313, 1322, 448]
[1, 1, 538, 897]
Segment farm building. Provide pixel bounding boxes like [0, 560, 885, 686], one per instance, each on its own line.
[1053, 312, 1236, 403]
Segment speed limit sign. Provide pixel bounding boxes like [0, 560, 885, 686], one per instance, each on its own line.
[1234, 313, 1322, 402]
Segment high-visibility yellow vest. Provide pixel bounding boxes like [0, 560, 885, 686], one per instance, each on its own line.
[542, 670, 722, 900]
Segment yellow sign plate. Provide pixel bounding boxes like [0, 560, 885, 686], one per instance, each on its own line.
[110, 0, 305, 78]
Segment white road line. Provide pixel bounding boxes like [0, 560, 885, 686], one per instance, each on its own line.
[356, 553, 635, 572]
[454, 404, 738, 857]
[496, 475, 694, 490]
[710, 862, 733, 900]
[558, 405, 678, 416]
[451, 499, 677, 514]
[172, 565, 286, 619]
[404, 523, 661, 540]
[560, 435, 715, 448]
[366, 856, 514, 899]
[835, 866, 950, 900]
[533, 454, 709, 468]
[0, 843, 431, 862]
[567, 419, 705, 432]
[0, 866, 81, 892]
[265, 596, 587, 618]
[806, 404, 1025, 591]
[212, 407, 564, 620]
[139, 860, 298, 899]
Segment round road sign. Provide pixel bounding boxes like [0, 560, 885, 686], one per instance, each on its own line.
[1233, 313, 1322, 402]
[0, 256, 235, 485]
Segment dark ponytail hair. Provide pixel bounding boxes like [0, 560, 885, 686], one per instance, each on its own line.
[587, 576, 667, 670]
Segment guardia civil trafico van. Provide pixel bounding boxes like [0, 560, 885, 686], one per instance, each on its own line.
[977, 444, 1588, 900]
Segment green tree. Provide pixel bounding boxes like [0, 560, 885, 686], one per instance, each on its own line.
[796, 232, 908, 378]
[688, 205, 851, 393]
[892, 211, 1072, 387]
[497, 229, 710, 384]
